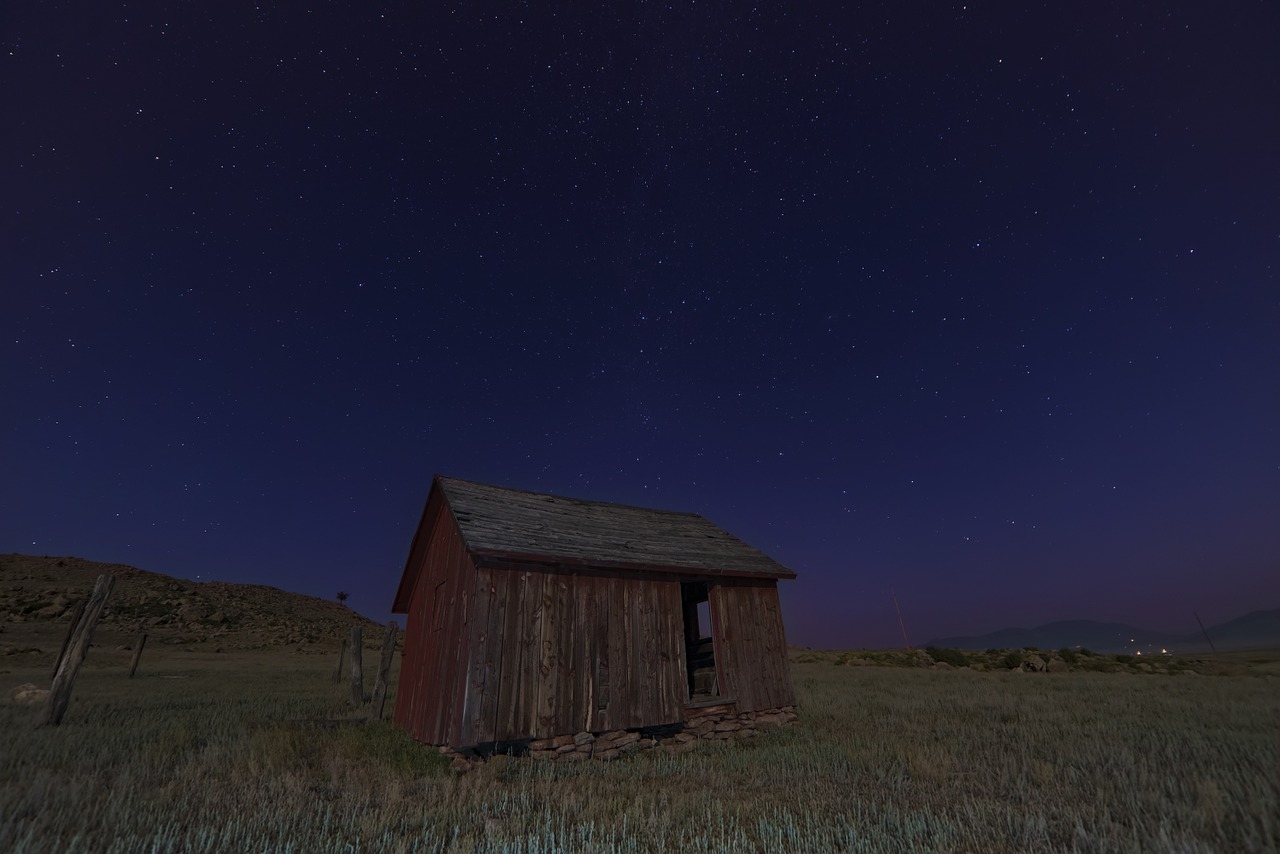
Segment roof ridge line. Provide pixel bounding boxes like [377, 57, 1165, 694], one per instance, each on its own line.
[435, 474, 707, 519]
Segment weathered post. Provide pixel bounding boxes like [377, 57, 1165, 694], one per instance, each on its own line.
[348, 625, 364, 705]
[332, 637, 348, 684]
[51, 598, 86, 681]
[40, 574, 115, 726]
[128, 633, 148, 678]
[369, 621, 399, 721]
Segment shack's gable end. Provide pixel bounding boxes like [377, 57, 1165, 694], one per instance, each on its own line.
[391, 485, 448, 614]
[437, 476, 795, 579]
[393, 496, 479, 745]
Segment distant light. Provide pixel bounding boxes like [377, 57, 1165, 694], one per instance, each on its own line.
[1135, 650, 1141, 656]
[1161, 648, 1167, 654]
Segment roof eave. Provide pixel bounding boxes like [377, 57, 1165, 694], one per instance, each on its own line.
[469, 547, 797, 581]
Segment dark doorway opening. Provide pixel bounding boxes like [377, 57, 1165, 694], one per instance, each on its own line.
[681, 582, 718, 699]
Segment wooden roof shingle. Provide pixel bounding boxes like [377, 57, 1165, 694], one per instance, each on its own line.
[436, 476, 796, 579]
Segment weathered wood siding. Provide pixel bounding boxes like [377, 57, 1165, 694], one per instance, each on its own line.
[709, 580, 794, 711]
[393, 503, 477, 746]
[459, 569, 687, 745]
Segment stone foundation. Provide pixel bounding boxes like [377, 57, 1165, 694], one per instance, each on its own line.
[437, 705, 798, 770]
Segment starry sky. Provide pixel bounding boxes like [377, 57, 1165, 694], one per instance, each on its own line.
[4, 3, 1278, 648]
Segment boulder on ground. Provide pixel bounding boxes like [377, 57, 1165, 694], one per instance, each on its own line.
[9, 683, 50, 705]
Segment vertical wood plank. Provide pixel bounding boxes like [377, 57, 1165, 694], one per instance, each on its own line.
[333, 638, 348, 684]
[749, 585, 772, 708]
[401, 562, 430, 740]
[659, 582, 684, 720]
[765, 583, 796, 706]
[640, 580, 660, 724]
[731, 586, 758, 708]
[482, 567, 512, 745]
[369, 621, 399, 721]
[494, 569, 529, 741]
[127, 633, 148, 679]
[448, 555, 472, 745]
[600, 577, 619, 732]
[708, 584, 734, 701]
[397, 509, 446, 741]
[745, 587, 762, 707]
[40, 574, 115, 726]
[521, 571, 549, 739]
[705, 581, 793, 713]
[545, 574, 575, 736]
[566, 575, 589, 734]
[467, 565, 500, 745]
[534, 572, 558, 738]
[348, 625, 365, 706]
[582, 575, 599, 732]
[604, 578, 626, 731]
[751, 586, 775, 707]
[747, 584, 779, 709]
[627, 581, 646, 728]
[433, 517, 463, 743]
[51, 598, 86, 681]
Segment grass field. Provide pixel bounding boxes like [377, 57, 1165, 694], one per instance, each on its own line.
[2, 640, 1277, 852]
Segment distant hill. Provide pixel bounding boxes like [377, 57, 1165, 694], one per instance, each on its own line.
[0, 553, 385, 650]
[1204, 609, 1280, 650]
[927, 610, 1280, 654]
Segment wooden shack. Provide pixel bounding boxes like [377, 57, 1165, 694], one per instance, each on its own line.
[391, 476, 797, 753]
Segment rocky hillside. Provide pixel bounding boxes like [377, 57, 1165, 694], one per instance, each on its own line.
[1, 553, 386, 650]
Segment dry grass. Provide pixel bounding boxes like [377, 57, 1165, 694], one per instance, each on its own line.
[1, 646, 1278, 852]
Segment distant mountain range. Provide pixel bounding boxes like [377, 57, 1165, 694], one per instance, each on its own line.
[926, 609, 1280, 653]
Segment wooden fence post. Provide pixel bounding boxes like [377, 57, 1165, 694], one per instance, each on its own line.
[128, 633, 148, 678]
[40, 574, 115, 726]
[332, 638, 348, 684]
[348, 626, 364, 705]
[51, 598, 86, 681]
[369, 621, 399, 721]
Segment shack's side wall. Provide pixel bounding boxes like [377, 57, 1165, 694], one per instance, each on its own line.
[393, 502, 478, 746]
[461, 568, 687, 745]
[709, 580, 795, 711]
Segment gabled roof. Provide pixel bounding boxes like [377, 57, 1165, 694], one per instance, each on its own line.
[441, 476, 796, 577]
[393, 476, 795, 611]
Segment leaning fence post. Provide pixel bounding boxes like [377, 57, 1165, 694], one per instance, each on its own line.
[332, 638, 348, 684]
[369, 621, 399, 721]
[40, 574, 115, 726]
[128, 633, 148, 678]
[51, 598, 87, 681]
[348, 626, 364, 705]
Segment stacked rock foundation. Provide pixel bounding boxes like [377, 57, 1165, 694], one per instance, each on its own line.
[437, 705, 798, 770]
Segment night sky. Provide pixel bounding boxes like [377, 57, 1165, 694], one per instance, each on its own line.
[4, 3, 1278, 649]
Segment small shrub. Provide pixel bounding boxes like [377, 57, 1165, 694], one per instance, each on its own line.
[1115, 654, 1133, 665]
[1058, 648, 1077, 665]
[1002, 651, 1024, 670]
[925, 646, 969, 667]
[1079, 648, 1095, 657]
